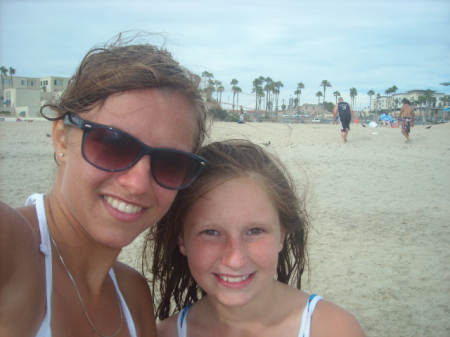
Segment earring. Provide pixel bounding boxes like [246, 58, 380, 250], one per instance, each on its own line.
[60, 153, 64, 157]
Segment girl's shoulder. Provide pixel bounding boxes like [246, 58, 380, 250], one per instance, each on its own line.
[311, 299, 366, 337]
[276, 284, 365, 337]
[156, 313, 179, 337]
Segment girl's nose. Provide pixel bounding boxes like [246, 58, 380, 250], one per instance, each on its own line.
[221, 237, 248, 270]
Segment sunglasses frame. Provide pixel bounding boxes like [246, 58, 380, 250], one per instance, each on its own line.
[63, 112, 207, 190]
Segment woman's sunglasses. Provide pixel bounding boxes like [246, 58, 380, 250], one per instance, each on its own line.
[63, 113, 207, 190]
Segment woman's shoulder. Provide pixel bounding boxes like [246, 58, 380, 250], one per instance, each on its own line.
[311, 299, 366, 337]
[112, 261, 157, 336]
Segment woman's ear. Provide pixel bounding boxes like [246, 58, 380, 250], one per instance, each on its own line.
[52, 120, 67, 163]
[178, 235, 187, 256]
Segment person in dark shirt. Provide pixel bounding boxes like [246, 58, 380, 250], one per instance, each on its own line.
[332, 97, 356, 144]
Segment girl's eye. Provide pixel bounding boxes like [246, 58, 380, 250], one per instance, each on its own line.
[248, 228, 264, 235]
[203, 229, 219, 236]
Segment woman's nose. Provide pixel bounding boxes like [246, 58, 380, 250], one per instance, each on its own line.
[116, 155, 153, 195]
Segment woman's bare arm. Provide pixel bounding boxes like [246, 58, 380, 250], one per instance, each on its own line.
[0, 202, 45, 336]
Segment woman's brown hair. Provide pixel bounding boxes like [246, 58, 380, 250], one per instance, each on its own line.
[41, 32, 208, 151]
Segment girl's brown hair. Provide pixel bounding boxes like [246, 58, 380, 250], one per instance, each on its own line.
[143, 139, 310, 321]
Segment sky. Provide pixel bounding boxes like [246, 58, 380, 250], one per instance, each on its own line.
[1, 0, 449, 111]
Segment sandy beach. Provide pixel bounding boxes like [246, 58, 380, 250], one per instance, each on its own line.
[1, 119, 449, 336]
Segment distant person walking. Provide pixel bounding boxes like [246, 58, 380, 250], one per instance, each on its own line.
[332, 97, 356, 143]
[238, 105, 245, 124]
[398, 99, 415, 143]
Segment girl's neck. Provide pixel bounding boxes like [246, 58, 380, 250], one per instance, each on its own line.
[202, 280, 283, 325]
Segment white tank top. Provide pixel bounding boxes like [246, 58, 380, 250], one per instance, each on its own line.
[176, 294, 322, 337]
[26, 194, 137, 337]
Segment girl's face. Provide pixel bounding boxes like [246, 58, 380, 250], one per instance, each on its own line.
[54, 88, 198, 249]
[179, 177, 285, 308]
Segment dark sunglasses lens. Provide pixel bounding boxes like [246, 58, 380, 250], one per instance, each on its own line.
[152, 151, 199, 189]
[84, 128, 140, 170]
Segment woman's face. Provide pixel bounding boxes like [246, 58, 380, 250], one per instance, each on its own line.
[55, 88, 198, 249]
[179, 177, 285, 309]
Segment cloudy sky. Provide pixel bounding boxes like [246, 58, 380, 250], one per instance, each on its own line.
[1, 0, 449, 110]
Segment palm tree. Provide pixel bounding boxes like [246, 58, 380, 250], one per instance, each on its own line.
[391, 85, 398, 96]
[0, 66, 8, 90]
[333, 91, 341, 104]
[423, 89, 434, 120]
[320, 80, 332, 107]
[316, 91, 323, 105]
[257, 88, 265, 114]
[230, 79, 239, 112]
[264, 77, 273, 112]
[294, 90, 301, 107]
[252, 77, 263, 111]
[384, 87, 392, 113]
[390, 85, 398, 113]
[214, 80, 222, 101]
[417, 96, 426, 117]
[274, 81, 283, 116]
[217, 85, 225, 103]
[349, 87, 358, 107]
[367, 90, 375, 110]
[9, 67, 15, 88]
[296, 82, 305, 116]
[393, 98, 400, 115]
[235, 87, 242, 110]
[201, 71, 213, 89]
[205, 79, 215, 101]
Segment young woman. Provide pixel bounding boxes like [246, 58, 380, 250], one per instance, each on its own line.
[0, 33, 208, 337]
[146, 139, 365, 337]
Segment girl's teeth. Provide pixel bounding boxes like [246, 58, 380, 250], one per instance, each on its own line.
[220, 275, 250, 283]
[105, 196, 142, 214]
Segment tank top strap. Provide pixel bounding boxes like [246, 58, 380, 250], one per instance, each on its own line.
[25, 194, 52, 337]
[176, 304, 193, 337]
[298, 294, 322, 337]
[109, 268, 138, 337]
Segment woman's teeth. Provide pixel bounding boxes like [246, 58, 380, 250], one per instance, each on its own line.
[104, 196, 142, 214]
[219, 274, 250, 283]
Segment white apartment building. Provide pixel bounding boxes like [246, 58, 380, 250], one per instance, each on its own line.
[1, 75, 70, 118]
[372, 90, 447, 114]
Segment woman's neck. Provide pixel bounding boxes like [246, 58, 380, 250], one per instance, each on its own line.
[45, 190, 121, 295]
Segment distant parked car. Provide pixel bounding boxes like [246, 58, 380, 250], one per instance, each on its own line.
[303, 114, 311, 117]
[282, 114, 289, 117]
[312, 118, 321, 123]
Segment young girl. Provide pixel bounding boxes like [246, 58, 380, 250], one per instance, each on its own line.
[145, 139, 365, 337]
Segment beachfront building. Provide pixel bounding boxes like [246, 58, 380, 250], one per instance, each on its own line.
[300, 103, 325, 116]
[372, 90, 447, 116]
[1, 75, 69, 118]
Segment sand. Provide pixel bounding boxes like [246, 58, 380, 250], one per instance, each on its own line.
[1, 119, 449, 336]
